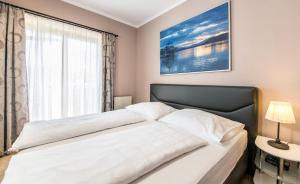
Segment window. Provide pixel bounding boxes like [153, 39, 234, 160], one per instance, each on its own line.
[25, 14, 102, 121]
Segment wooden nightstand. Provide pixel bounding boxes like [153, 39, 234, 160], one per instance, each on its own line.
[254, 136, 300, 184]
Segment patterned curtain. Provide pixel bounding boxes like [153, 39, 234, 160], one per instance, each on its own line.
[102, 33, 116, 112]
[0, 3, 29, 155]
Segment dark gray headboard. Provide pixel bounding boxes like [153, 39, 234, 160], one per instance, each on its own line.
[150, 84, 258, 173]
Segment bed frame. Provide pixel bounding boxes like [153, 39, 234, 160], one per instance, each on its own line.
[150, 84, 258, 183]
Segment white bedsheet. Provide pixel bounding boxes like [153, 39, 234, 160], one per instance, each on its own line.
[2, 122, 207, 184]
[6, 121, 247, 184]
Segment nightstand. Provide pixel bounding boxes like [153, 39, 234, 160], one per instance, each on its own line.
[255, 136, 300, 184]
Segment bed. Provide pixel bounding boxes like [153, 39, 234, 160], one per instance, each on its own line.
[1, 84, 258, 184]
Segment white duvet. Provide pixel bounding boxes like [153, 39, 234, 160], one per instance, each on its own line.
[2, 123, 207, 184]
[11, 109, 147, 152]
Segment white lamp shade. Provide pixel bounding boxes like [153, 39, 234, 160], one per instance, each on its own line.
[265, 101, 296, 124]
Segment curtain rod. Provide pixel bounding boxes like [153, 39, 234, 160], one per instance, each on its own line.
[0, 1, 118, 38]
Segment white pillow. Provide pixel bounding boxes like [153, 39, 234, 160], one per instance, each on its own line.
[126, 102, 176, 120]
[159, 109, 244, 142]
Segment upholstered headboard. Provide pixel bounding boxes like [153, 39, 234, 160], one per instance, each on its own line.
[150, 84, 258, 174]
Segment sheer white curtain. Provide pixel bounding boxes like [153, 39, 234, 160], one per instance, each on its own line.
[25, 13, 102, 121]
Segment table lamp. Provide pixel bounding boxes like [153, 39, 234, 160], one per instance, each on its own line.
[265, 101, 296, 150]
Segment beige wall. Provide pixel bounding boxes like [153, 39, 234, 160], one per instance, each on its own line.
[7, 0, 137, 98]
[136, 0, 300, 144]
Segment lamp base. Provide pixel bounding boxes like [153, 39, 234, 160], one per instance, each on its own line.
[267, 140, 289, 150]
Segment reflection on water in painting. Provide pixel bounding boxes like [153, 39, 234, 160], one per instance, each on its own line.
[161, 40, 229, 74]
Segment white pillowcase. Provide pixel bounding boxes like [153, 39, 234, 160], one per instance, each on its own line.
[126, 102, 176, 120]
[159, 109, 245, 142]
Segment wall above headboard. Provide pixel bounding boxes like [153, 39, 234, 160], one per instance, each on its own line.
[135, 0, 300, 144]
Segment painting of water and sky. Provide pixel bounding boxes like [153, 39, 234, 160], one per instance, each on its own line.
[160, 2, 230, 74]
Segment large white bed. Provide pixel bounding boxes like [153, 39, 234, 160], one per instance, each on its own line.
[1, 84, 258, 184]
[10, 120, 247, 184]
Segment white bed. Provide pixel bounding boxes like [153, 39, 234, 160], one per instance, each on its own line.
[1, 85, 258, 184]
[16, 121, 247, 184]
[2, 98, 254, 184]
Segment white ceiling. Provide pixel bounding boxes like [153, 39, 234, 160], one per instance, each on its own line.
[62, 0, 187, 28]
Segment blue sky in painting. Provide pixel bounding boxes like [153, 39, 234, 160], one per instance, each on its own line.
[160, 3, 228, 49]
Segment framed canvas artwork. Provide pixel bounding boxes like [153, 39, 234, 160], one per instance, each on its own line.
[160, 2, 231, 75]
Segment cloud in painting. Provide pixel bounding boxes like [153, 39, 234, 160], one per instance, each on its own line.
[191, 23, 218, 34]
[160, 32, 179, 41]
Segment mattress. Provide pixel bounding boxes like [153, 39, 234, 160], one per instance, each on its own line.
[19, 121, 247, 184]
